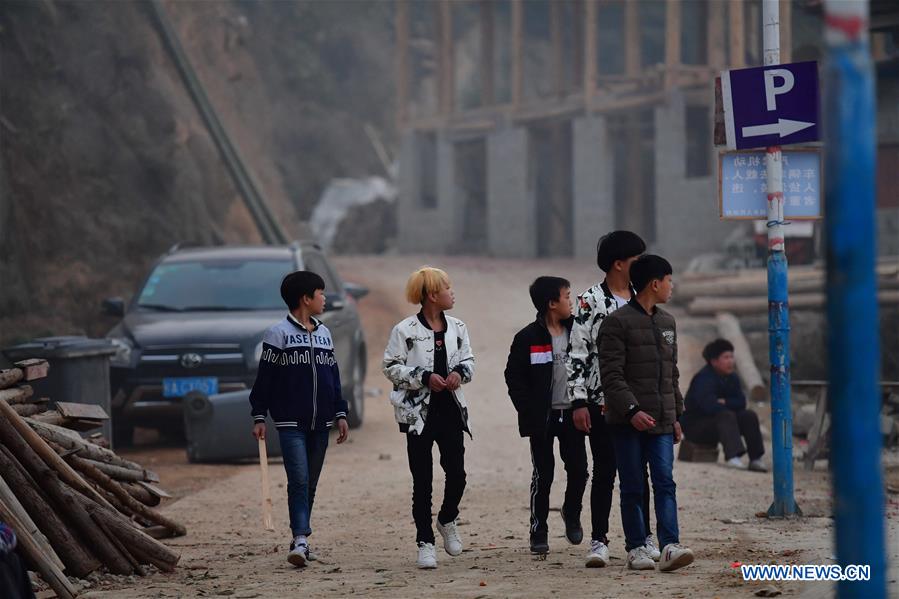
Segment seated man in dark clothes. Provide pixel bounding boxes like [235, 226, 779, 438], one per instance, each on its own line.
[682, 339, 767, 472]
[0, 522, 35, 599]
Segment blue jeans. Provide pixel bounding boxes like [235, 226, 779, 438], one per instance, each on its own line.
[610, 426, 679, 551]
[278, 428, 330, 537]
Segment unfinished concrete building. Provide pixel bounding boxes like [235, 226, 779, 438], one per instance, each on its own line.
[394, 0, 899, 264]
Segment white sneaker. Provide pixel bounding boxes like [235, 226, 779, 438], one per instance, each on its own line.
[645, 534, 661, 561]
[659, 543, 695, 572]
[417, 542, 437, 569]
[287, 538, 309, 567]
[585, 539, 610, 568]
[726, 456, 746, 469]
[748, 459, 768, 473]
[627, 546, 656, 570]
[436, 519, 463, 556]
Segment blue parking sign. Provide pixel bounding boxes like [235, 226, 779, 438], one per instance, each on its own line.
[721, 61, 819, 150]
[719, 150, 822, 220]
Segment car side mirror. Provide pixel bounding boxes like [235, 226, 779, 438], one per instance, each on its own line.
[323, 293, 345, 312]
[344, 282, 369, 300]
[102, 297, 126, 317]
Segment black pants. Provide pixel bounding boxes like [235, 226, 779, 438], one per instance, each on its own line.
[528, 409, 588, 536]
[587, 404, 651, 544]
[1, 550, 35, 599]
[684, 409, 765, 460]
[406, 411, 466, 544]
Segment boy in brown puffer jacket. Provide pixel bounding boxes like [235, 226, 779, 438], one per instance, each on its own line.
[598, 254, 694, 573]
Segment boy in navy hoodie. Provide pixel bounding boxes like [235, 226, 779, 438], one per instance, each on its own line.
[250, 270, 349, 567]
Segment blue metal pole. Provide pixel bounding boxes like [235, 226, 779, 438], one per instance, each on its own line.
[762, 0, 799, 519]
[823, 0, 885, 596]
[767, 249, 799, 517]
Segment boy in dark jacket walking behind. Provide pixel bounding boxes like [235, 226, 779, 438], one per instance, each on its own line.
[505, 276, 588, 555]
[249, 271, 349, 568]
[599, 255, 694, 572]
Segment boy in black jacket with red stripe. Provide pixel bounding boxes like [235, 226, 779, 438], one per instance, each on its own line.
[504, 276, 588, 555]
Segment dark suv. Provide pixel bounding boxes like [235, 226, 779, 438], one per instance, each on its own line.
[103, 242, 367, 445]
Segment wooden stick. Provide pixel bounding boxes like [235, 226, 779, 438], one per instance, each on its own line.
[0, 497, 77, 599]
[121, 482, 161, 506]
[0, 472, 63, 571]
[0, 401, 117, 513]
[688, 289, 899, 316]
[26, 418, 150, 473]
[141, 525, 177, 540]
[30, 411, 66, 426]
[0, 385, 33, 405]
[62, 447, 186, 536]
[0, 409, 133, 574]
[0, 369, 24, 390]
[11, 403, 46, 417]
[91, 511, 148, 576]
[0, 446, 100, 577]
[76, 497, 180, 571]
[79, 458, 158, 483]
[258, 438, 274, 531]
[13, 359, 49, 381]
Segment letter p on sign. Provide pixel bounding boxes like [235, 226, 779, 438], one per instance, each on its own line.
[764, 69, 795, 111]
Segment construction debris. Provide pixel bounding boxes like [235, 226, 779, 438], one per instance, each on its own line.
[0, 359, 184, 598]
[676, 260, 899, 316]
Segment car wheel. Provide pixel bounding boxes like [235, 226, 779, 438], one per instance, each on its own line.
[346, 348, 366, 429]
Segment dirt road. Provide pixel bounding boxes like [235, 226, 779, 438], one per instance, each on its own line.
[83, 256, 897, 598]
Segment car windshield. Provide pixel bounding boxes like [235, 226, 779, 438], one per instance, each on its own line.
[136, 259, 292, 311]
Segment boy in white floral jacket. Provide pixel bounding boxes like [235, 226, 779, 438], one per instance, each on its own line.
[566, 231, 655, 568]
[383, 266, 475, 569]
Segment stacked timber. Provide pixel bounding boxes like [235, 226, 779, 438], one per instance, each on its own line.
[0, 359, 184, 598]
[677, 260, 899, 316]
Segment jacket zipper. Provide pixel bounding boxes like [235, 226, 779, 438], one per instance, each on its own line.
[310, 328, 318, 430]
[651, 315, 664, 422]
[445, 329, 471, 436]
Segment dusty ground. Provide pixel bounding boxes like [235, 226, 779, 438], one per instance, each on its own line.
[81, 256, 899, 598]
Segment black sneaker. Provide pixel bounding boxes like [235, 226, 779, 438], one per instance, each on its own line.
[529, 532, 549, 554]
[560, 507, 583, 545]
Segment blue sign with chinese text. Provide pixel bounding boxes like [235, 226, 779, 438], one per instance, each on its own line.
[721, 61, 819, 150]
[720, 151, 821, 219]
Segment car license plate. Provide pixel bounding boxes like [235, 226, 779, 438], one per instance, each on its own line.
[162, 377, 219, 398]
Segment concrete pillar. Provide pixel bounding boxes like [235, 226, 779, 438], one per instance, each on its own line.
[487, 126, 535, 258]
[654, 89, 737, 265]
[396, 130, 455, 254]
[396, 130, 420, 253]
[435, 133, 459, 249]
[572, 115, 615, 260]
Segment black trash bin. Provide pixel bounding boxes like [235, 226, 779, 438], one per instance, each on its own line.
[183, 389, 282, 462]
[3, 336, 117, 448]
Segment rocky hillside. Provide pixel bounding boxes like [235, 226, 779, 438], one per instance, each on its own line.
[0, 0, 394, 345]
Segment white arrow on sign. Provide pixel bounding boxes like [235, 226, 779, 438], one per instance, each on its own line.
[741, 118, 815, 139]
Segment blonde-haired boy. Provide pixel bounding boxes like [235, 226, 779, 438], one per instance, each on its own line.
[383, 266, 475, 569]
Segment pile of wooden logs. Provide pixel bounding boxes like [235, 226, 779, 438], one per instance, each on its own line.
[677, 260, 899, 316]
[0, 359, 184, 599]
